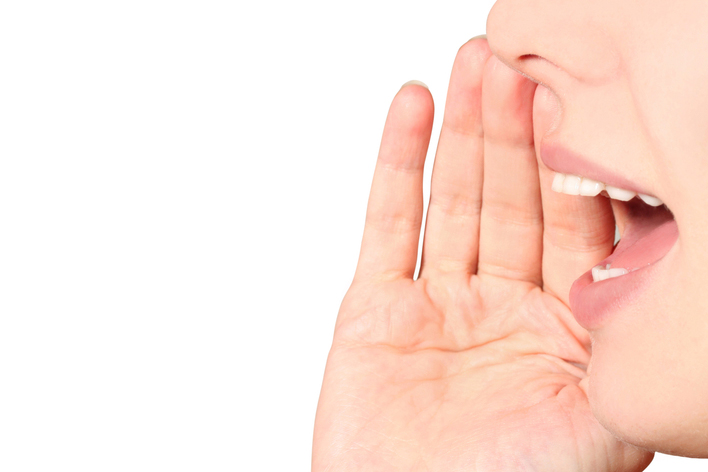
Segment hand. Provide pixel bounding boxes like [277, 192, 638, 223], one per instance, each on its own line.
[312, 39, 653, 471]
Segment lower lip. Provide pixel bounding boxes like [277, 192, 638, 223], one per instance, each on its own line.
[569, 219, 679, 330]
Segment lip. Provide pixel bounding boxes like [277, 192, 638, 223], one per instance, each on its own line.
[569, 253, 662, 331]
[569, 208, 679, 330]
[540, 143, 651, 195]
[541, 143, 679, 330]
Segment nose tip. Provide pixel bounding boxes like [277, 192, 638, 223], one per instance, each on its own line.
[486, 0, 621, 85]
[485, 0, 528, 72]
[486, 0, 552, 79]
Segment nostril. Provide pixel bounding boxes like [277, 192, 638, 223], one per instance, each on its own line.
[519, 54, 562, 72]
[511, 54, 569, 90]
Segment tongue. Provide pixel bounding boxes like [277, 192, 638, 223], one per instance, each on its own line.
[610, 203, 678, 270]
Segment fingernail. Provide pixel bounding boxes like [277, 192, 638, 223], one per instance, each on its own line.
[469, 34, 487, 41]
[400, 80, 428, 90]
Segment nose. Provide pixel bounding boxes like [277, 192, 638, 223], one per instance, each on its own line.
[486, 0, 621, 87]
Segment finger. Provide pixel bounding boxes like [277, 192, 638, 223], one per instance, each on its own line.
[477, 56, 543, 284]
[534, 85, 616, 306]
[418, 37, 492, 277]
[353, 83, 434, 282]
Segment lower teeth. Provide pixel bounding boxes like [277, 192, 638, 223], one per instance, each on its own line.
[592, 264, 629, 282]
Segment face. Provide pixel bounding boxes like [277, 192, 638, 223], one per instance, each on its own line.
[487, 0, 708, 456]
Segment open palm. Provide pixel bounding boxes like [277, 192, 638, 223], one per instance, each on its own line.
[312, 39, 653, 471]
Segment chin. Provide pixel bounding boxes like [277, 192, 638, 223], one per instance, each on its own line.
[587, 335, 708, 458]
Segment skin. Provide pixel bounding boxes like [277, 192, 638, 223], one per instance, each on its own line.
[313, 39, 651, 471]
[487, 0, 708, 457]
[314, 1, 708, 468]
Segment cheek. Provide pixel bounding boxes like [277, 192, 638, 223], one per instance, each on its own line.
[626, 19, 708, 208]
[587, 246, 708, 456]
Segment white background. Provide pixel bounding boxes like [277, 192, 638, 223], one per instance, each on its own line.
[0, 1, 703, 470]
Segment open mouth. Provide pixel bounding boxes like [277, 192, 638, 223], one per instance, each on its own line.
[550, 171, 679, 329]
[601, 198, 677, 280]
[552, 171, 677, 281]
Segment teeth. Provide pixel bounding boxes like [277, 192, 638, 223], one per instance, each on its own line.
[591, 264, 630, 282]
[605, 185, 636, 201]
[579, 177, 604, 197]
[551, 172, 664, 206]
[562, 175, 582, 195]
[638, 193, 663, 206]
[552, 172, 565, 193]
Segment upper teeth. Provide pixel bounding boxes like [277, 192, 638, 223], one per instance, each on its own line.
[551, 172, 663, 206]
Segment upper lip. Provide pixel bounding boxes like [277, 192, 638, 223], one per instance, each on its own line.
[540, 143, 655, 197]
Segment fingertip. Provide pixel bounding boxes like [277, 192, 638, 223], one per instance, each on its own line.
[458, 34, 492, 67]
[532, 84, 562, 139]
[390, 81, 435, 132]
[400, 79, 429, 90]
[397, 79, 433, 107]
[482, 55, 536, 144]
[444, 37, 491, 126]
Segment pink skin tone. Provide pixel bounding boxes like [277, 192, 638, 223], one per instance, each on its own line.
[313, 3, 708, 469]
[314, 39, 653, 471]
[488, 0, 708, 457]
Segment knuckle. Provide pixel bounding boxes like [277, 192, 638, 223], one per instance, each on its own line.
[365, 211, 422, 234]
[483, 201, 543, 228]
[429, 191, 482, 220]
